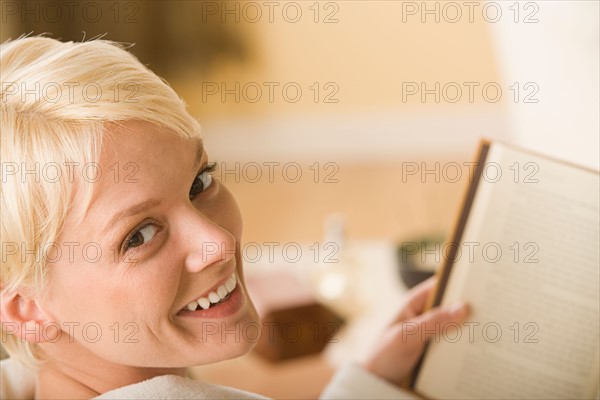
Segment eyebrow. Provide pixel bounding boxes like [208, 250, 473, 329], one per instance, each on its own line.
[103, 198, 161, 235]
[101, 140, 204, 236]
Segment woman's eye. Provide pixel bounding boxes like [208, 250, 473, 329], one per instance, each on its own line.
[190, 163, 216, 199]
[125, 224, 158, 250]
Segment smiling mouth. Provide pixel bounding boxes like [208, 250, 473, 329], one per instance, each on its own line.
[180, 272, 237, 313]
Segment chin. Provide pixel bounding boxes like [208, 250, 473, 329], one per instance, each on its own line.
[224, 299, 260, 359]
[200, 299, 261, 365]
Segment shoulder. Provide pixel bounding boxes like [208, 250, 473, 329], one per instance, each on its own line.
[95, 374, 269, 400]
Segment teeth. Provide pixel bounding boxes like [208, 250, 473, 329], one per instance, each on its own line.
[208, 291, 220, 304]
[198, 297, 211, 310]
[225, 275, 236, 292]
[184, 273, 237, 312]
[217, 285, 228, 299]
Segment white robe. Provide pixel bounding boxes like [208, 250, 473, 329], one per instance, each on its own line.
[0, 358, 417, 399]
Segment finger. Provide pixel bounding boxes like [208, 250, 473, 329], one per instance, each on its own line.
[406, 276, 438, 308]
[398, 302, 469, 348]
[394, 276, 438, 322]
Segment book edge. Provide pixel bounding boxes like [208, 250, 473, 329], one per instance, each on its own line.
[407, 138, 491, 394]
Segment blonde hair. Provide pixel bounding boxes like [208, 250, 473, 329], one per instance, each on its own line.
[0, 36, 202, 367]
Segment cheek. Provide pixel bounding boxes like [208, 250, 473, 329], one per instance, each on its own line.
[42, 264, 102, 319]
[202, 184, 243, 240]
[43, 261, 179, 351]
[222, 187, 243, 239]
[43, 259, 162, 324]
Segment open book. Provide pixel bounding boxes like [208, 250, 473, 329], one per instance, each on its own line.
[412, 141, 600, 399]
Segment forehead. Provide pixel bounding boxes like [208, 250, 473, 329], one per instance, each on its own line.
[70, 121, 202, 227]
[101, 121, 202, 168]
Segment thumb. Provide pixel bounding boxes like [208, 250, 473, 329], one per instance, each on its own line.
[399, 302, 469, 349]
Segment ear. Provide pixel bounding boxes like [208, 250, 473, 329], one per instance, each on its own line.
[0, 290, 61, 344]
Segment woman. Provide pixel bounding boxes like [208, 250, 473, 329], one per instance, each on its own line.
[0, 36, 468, 399]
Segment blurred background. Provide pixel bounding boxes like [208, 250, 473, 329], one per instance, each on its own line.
[2, 1, 598, 398]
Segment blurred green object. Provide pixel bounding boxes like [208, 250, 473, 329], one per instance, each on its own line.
[396, 235, 445, 288]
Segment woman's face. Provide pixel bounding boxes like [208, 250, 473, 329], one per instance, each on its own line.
[39, 120, 259, 368]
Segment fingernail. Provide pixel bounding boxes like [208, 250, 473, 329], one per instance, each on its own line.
[448, 302, 467, 316]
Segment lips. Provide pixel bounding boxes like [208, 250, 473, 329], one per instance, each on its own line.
[178, 272, 237, 313]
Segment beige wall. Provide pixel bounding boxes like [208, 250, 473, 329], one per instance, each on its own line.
[167, 2, 504, 244]
[174, 1, 503, 121]
[227, 160, 471, 244]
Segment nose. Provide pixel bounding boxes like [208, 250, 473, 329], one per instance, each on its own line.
[181, 209, 237, 274]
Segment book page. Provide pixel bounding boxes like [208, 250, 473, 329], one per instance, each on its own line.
[415, 143, 600, 399]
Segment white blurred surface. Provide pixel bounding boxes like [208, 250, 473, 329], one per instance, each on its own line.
[203, 106, 509, 163]
[490, 1, 600, 170]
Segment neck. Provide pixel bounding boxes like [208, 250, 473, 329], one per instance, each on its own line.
[35, 342, 186, 398]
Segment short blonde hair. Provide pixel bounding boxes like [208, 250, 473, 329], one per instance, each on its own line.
[0, 36, 202, 367]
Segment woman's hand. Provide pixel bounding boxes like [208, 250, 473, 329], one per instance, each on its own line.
[361, 276, 469, 387]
